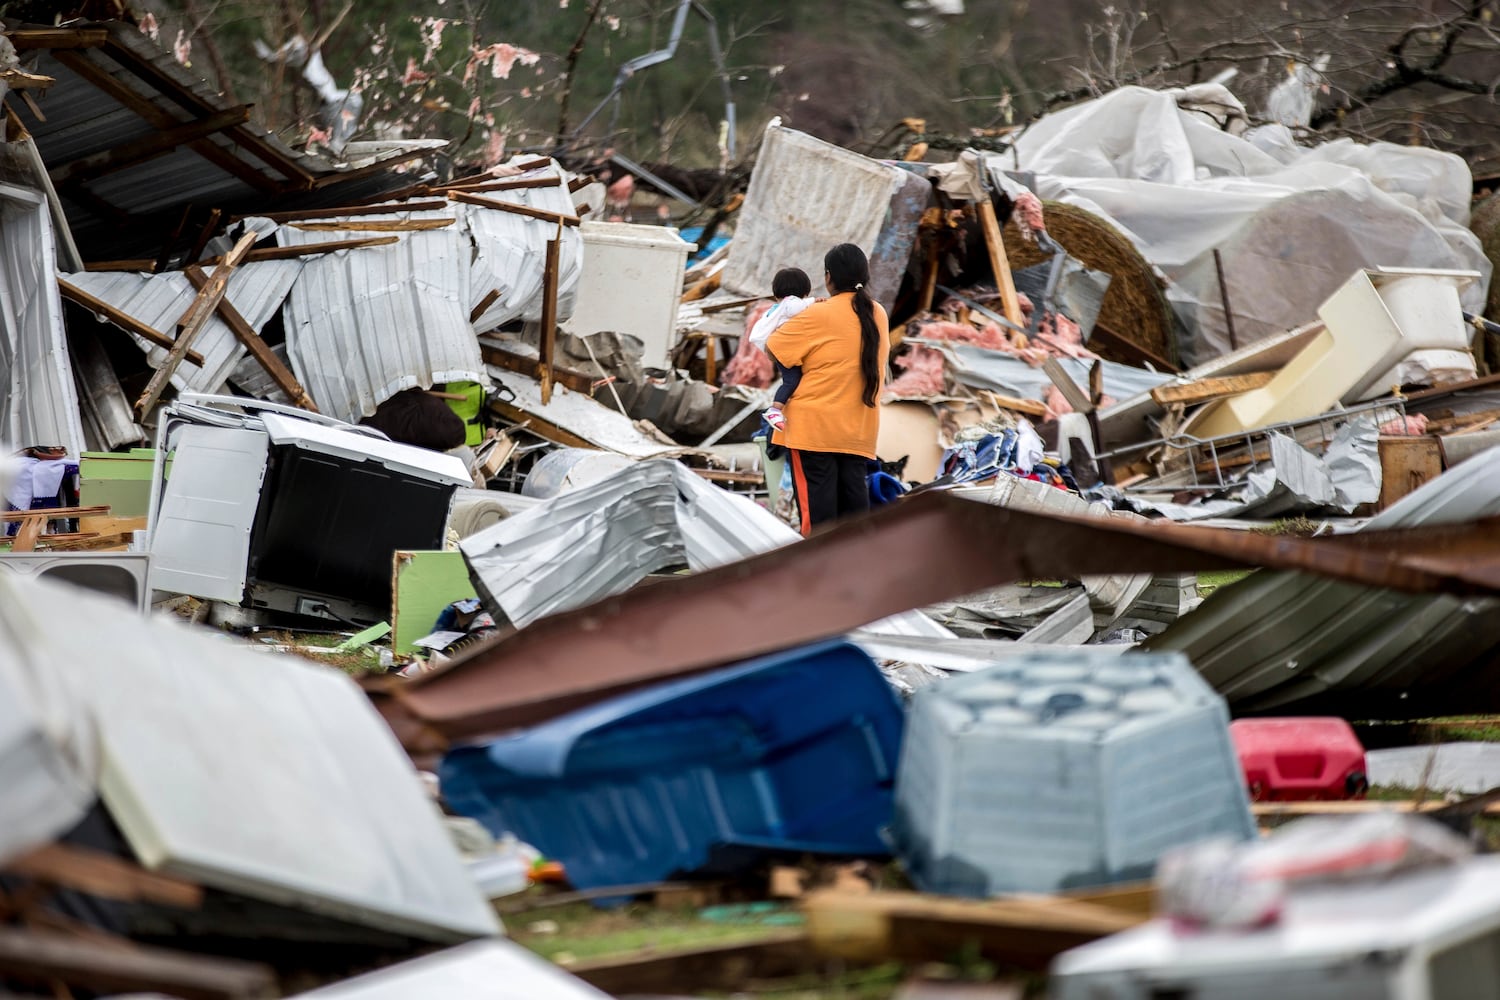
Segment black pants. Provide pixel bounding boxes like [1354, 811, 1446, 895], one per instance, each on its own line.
[789, 449, 869, 535]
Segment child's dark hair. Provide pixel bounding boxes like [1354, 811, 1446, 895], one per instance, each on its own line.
[823, 243, 880, 408]
[772, 267, 812, 300]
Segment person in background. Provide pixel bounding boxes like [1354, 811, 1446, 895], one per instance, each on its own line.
[749, 267, 815, 431]
[766, 244, 889, 535]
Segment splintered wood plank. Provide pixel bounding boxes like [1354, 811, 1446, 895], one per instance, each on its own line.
[289, 217, 456, 232]
[57, 279, 205, 365]
[134, 230, 258, 417]
[7, 844, 202, 909]
[448, 189, 580, 227]
[184, 265, 318, 412]
[1149, 372, 1276, 407]
[0, 926, 275, 999]
[802, 889, 1141, 971]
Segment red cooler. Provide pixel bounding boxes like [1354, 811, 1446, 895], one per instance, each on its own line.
[1229, 718, 1368, 801]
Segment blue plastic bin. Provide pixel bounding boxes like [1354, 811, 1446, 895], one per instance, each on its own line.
[438, 640, 904, 891]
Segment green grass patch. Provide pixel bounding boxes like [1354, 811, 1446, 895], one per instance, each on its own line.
[509, 900, 801, 964]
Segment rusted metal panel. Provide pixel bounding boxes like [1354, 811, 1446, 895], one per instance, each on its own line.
[369, 491, 1500, 753]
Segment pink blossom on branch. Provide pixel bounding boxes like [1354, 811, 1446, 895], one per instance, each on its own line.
[172, 29, 192, 66]
[138, 12, 160, 42]
[402, 58, 431, 85]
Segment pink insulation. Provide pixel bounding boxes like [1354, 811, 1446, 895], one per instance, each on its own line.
[1012, 191, 1047, 243]
[720, 301, 776, 388]
[884, 345, 949, 399]
[1379, 413, 1430, 436]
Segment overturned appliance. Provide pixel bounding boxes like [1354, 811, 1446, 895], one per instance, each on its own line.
[146, 394, 471, 623]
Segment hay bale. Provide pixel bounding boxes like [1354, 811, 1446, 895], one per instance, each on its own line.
[1003, 201, 1176, 367]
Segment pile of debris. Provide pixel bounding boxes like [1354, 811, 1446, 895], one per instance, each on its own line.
[8, 13, 1500, 998]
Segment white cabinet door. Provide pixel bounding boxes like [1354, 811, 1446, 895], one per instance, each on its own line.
[148, 425, 268, 602]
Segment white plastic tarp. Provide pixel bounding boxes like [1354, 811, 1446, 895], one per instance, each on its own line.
[0, 571, 500, 942]
[996, 86, 1490, 366]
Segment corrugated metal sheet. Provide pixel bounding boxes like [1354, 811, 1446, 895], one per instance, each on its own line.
[0, 570, 499, 941]
[465, 164, 583, 331]
[62, 260, 303, 394]
[1147, 447, 1500, 717]
[0, 184, 85, 455]
[13, 23, 431, 257]
[460, 459, 952, 637]
[722, 125, 931, 312]
[280, 227, 486, 423]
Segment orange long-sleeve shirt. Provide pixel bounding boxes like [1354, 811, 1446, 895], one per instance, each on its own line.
[767, 292, 889, 459]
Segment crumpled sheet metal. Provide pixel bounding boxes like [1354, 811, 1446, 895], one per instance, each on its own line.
[280, 226, 487, 423]
[63, 261, 303, 395]
[1147, 442, 1500, 717]
[372, 490, 1500, 753]
[461, 459, 950, 636]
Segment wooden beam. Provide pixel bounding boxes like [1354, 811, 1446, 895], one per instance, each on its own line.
[1086, 321, 1181, 374]
[40, 530, 137, 551]
[4, 28, 109, 50]
[470, 288, 502, 324]
[444, 175, 564, 195]
[185, 206, 224, 265]
[700, 295, 763, 314]
[0, 927, 276, 1000]
[100, 37, 316, 189]
[306, 147, 429, 189]
[289, 217, 454, 232]
[57, 278, 206, 365]
[7, 844, 202, 909]
[538, 226, 562, 405]
[802, 889, 1143, 971]
[244, 198, 448, 223]
[135, 231, 258, 416]
[1042, 358, 1092, 414]
[981, 392, 1049, 418]
[0, 505, 111, 523]
[569, 933, 820, 996]
[1149, 372, 1276, 407]
[83, 259, 157, 272]
[975, 198, 1023, 329]
[199, 235, 399, 265]
[478, 340, 595, 395]
[489, 400, 593, 448]
[448, 190, 580, 227]
[185, 265, 318, 412]
[50, 49, 284, 196]
[50, 105, 251, 188]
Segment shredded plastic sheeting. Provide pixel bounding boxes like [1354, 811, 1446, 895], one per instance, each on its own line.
[997, 86, 1490, 366]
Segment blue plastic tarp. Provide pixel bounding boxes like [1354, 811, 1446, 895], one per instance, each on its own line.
[438, 640, 905, 892]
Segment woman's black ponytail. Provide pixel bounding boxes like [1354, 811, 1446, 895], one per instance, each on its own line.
[824, 243, 881, 407]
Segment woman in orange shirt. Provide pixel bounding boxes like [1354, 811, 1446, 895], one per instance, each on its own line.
[766, 243, 890, 536]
